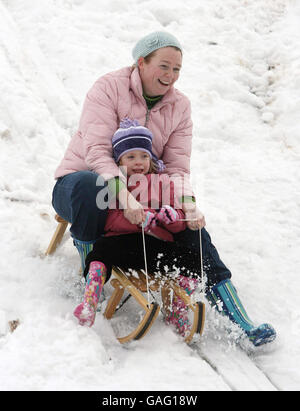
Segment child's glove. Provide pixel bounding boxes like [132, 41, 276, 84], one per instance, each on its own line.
[141, 211, 157, 231]
[156, 205, 178, 225]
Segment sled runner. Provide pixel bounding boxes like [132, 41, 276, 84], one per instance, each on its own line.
[46, 214, 205, 344]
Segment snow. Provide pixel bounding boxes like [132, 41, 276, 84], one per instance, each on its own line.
[0, 0, 300, 391]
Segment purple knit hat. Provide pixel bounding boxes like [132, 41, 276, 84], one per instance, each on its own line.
[112, 118, 165, 172]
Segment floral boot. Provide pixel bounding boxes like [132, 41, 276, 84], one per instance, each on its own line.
[165, 275, 198, 337]
[73, 261, 106, 327]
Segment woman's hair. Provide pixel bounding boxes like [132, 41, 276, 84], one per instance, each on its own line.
[144, 46, 182, 63]
[132, 46, 182, 68]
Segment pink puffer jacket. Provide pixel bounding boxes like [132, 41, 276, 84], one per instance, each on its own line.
[54, 66, 194, 196]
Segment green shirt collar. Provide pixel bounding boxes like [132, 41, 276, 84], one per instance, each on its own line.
[143, 93, 163, 109]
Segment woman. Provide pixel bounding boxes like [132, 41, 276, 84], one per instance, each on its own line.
[52, 31, 276, 346]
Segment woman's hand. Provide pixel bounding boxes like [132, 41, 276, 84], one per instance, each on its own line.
[182, 203, 206, 230]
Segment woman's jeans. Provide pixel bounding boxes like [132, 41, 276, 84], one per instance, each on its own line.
[52, 171, 231, 285]
[52, 171, 108, 242]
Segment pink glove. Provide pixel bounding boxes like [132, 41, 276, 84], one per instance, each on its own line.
[156, 205, 178, 225]
[141, 211, 157, 231]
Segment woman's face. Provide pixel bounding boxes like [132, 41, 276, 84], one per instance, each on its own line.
[119, 150, 151, 176]
[138, 47, 182, 97]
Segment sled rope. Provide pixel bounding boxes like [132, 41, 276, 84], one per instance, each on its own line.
[198, 227, 205, 299]
[141, 225, 151, 308]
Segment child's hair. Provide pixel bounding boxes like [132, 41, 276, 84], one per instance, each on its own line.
[149, 158, 160, 174]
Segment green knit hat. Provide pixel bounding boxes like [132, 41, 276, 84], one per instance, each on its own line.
[132, 31, 182, 63]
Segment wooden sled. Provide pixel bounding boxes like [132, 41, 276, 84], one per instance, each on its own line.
[104, 267, 205, 344]
[46, 214, 205, 344]
[104, 267, 160, 343]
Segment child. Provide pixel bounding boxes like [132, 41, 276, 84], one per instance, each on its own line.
[73, 118, 202, 336]
[73, 119, 276, 346]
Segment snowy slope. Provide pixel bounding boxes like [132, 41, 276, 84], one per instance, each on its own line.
[0, 0, 299, 391]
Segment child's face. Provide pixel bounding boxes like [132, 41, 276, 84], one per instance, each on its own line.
[119, 150, 151, 176]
